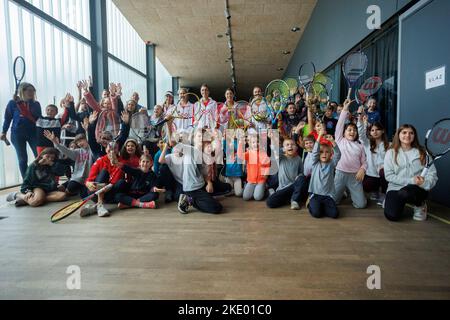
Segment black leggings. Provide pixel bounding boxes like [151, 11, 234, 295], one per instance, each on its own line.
[211, 180, 232, 197]
[115, 178, 159, 205]
[118, 192, 159, 206]
[384, 185, 428, 222]
[65, 180, 88, 198]
[185, 189, 223, 214]
[363, 169, 388, 194]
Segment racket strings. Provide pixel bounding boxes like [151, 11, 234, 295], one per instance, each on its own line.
[428, 121, 450, 155]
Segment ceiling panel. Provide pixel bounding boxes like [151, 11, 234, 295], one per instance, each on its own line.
[113, 0, 317, 99]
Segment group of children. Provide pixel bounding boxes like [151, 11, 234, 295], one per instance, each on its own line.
[2, 81, 438, 222]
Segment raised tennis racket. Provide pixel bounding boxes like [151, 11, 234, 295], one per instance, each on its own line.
[343, 51, 368, 99]
[298, 62, 316, 90]
[250, 96, 272, 127]
[13, 56, 26, 98]
[284, 78, 299, 97]
[421, 118, 450, 177]
[355, 76, 383, 105]
[129, 112, 151, 143]
[50, 184, 113, 223]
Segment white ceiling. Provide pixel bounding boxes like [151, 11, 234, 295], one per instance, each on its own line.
[113, 0, 317, 99]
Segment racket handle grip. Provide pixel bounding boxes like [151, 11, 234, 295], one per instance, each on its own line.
[347, 88, 352, 100]
[420, 167, 428, 177]
[94, 183, 113, 195]
[155, 119, 168, 127]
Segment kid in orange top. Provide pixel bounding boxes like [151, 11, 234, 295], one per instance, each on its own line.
[237, 132, 271, 201]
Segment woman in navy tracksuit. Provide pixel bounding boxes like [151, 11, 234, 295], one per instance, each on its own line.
[1, 83, 42, 178]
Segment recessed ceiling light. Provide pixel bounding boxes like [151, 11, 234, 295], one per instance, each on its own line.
[282, 50, 291, 55]
[291, 27, 301, 32]
[277, 67, 284, 71]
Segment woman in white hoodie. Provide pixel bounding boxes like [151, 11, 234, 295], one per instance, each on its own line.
[384, 124, 438, 222]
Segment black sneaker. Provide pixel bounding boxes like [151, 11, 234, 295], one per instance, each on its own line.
[177, 194, 191, 214]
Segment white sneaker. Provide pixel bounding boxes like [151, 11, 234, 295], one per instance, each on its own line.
[80, 204, 97, 217]
[291, 201, 300, 210]
[413, 203, 427, 221]
[369, 192, 379, 201]
[377, 194, 386, 207]
[97, 204, 110, 217]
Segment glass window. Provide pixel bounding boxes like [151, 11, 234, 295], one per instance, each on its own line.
[24, 0, 91, 39]
[156, 57, 172, 105]
[106, 0, 146, 74]
[108, 58, 147, 109]
[0, 0, 91, 188]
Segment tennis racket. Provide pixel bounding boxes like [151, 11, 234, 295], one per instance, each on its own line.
[298, 62, 316, 90]
[355, 76, 383, 105]
[250, 96, 272, 128]
[129, 112, 151, 143]
[95, 110, 120, 143]
[265, 80, 290, 123]
[313, 73, 334, 100]
[421, 118, 450, 177]
[13, 56, 26, 98]
[343, 51, 368, 99]
[50, 184, 113, 223]
[170, 94, 198, 127]
[284, 78, 299, 97]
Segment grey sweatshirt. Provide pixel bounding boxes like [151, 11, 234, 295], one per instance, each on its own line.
[54, 143, 94, 184]
[384, 148, 438, 192]
[277, 154, 304, 190]
[308, 142, 341, 196]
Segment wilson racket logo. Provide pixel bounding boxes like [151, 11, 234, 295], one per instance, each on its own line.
[361, 77, 383, 91]
[432, 127, 450, 145]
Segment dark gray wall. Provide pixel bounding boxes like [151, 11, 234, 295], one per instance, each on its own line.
[398, 0, 450, 206]
[284, 0, 412, 76]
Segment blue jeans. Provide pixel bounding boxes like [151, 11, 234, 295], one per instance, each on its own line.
[308, 194, 339, 219]
[266, 175, 309, 208]
[11, 129, 38, 179]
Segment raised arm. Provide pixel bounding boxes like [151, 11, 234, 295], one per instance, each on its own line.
[82, 80, 101, 113]
[335, 98, 352, 143]
[357, 108, 369, 147]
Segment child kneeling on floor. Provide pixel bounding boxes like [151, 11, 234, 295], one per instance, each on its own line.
[307, 129, 341, 219]
[266, 133, 308, 210]
[114, 154, 165, 210]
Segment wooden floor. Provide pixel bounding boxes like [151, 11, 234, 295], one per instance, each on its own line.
[0, 188, 449, 300]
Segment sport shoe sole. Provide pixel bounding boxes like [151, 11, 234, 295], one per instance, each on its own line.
[177, 194, 190, 214]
